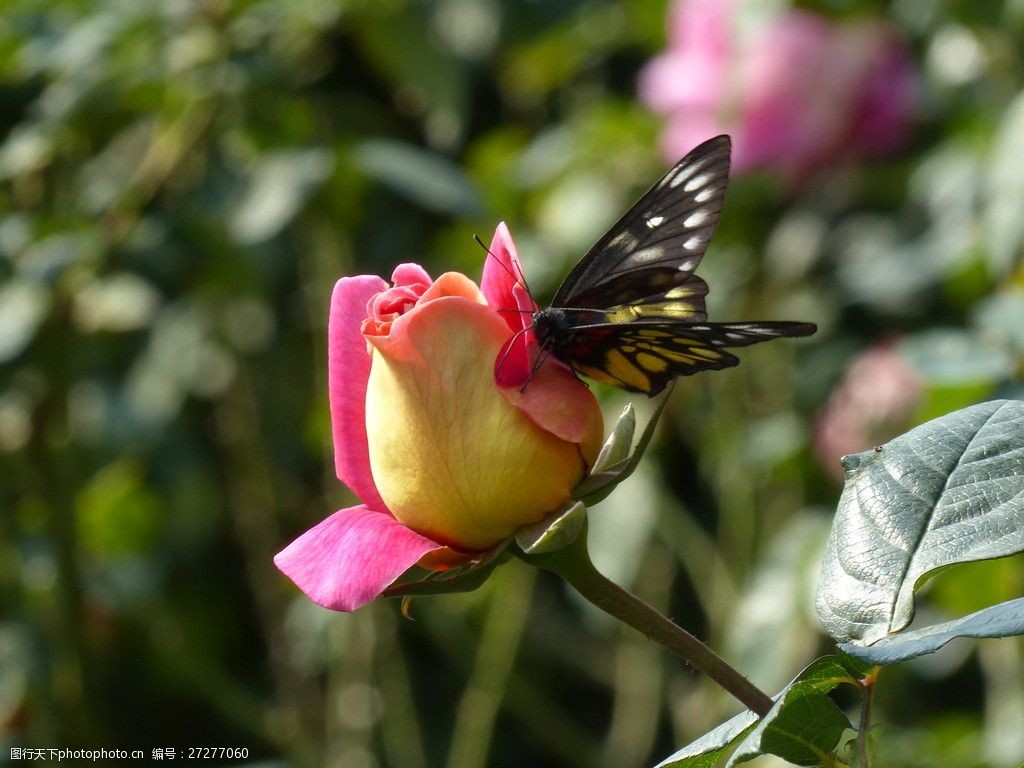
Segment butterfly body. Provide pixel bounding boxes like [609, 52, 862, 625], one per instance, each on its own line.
[526, 134, 816, 396]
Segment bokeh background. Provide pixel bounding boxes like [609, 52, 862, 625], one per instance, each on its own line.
[2, 0, 1024, 766]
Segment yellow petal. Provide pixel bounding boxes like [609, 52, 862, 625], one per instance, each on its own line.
[365, 293, 590, 550]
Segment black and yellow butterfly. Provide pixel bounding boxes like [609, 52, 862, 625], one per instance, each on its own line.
[530, 134, 816, 396]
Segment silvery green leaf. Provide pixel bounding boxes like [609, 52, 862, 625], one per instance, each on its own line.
[816, 400, 1024, 645]
[515, 501, 587, 555]
[653, 709, 758, 768]
[839, 596, 1024, 665]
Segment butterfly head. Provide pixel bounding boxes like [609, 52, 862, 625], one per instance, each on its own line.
[531, 307, 571, 350]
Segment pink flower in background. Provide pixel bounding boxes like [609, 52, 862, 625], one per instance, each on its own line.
[274, 224, 603, 611]
[638, 0, 919, 182]
[814, 339, 923, 479]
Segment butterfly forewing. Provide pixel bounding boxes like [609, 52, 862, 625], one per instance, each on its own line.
[550, 135, 731, 309]
[527, 133, 817, 396]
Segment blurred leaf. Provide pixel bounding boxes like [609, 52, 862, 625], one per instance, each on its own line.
[351, 2, 468, 142]
[0, 280, 48, 362]
[985, 91, 1024, 276]
[71, 272, 162, 333]
[725, 513, 831, 692]
[839, 597, 1024, 665]
[229, 148, 334, 244]
[816, 400, 1024, 645]
[832, 224, 968, 313]
[899, 328, 1015, 386]
[353, 139, 482, 216]
[972, 288, 1024, 351]
[76, 460, 163, 557]
[18, 231, 102, 284]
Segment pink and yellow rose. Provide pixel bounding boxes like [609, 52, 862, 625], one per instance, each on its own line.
[274, 224, 603, 611]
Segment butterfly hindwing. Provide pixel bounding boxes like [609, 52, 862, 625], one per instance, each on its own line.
[558, 321, 818, 395]
[550, 135, 731, 310]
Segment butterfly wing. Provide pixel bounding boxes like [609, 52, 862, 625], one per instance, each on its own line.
[550, 135, 731, 310]
[560, 321, 818, 395]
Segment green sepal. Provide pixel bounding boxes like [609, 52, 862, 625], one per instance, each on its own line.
[514, 500, 587, 555]
[574, 381, 675, 505]
[382, 541, 510, 598]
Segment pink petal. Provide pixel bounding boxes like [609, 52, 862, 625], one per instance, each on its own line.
[329, 275, 389, 512]
[481, 222, 537, 331]
[392, 263, 432, 288]
[274, 505, 445, 612]
[493, 281, 539, 387]
[481, 223, 540, 388]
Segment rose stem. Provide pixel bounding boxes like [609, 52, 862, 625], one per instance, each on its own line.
[519, 527, 774, 717]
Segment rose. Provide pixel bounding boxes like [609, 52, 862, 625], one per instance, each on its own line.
[274, 224, 604, 611]
[638, 0, 919, 182]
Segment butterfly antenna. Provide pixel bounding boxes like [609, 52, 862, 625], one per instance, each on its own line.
[493, 324, 535, 382]
[473, 234, 535, 298]
[519, 338, 553, 393]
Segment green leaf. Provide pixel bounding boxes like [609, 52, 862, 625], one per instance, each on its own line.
[840, 596, 1024, 665]
[726, 686, 849, 767]
[816, 400, 1024, 645]
[514, 500, 587, 555]
[655, 657, 857, 768]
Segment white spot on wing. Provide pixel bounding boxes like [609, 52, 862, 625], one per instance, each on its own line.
[610, 231, 637, 248]
[683, 236, 703, 250]
[683, 211, 707, 228]
[684, 173, 710, 192]
[669, 171, 691, 189]
[646, 215, 664, 229]
[694, 187, 714, 203]
[628, 246, 666, 265]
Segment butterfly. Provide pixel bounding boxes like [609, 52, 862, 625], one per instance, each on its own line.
[525, 134, 816, 396]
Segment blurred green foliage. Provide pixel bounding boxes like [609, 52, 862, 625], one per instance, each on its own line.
[1, 0, 1022, 766]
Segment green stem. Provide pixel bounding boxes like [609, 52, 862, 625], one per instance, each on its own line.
[856, 670, 878, 768]
[517, 527, 774, 717]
